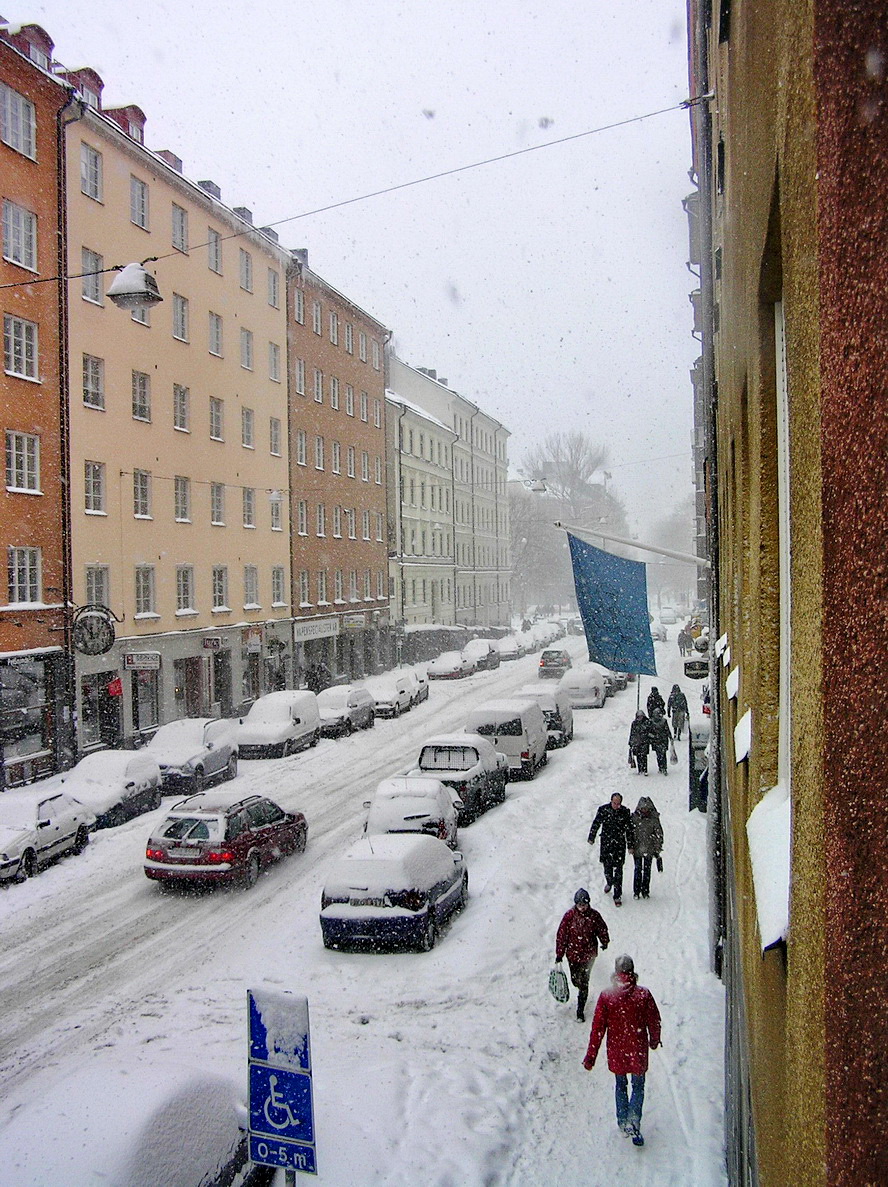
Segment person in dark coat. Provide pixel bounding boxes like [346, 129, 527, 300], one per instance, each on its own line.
[677, 627, 691, 657]
[667, 684, 689, 741]
[555, 888, 610, 1022]
[628, 711, 651, 775]
[583, 954, 662, 1146]
[647, 707, 672, 775]
[588, 793, 633, 906]
[646, 686, 665, 717]
[629, 797, 664, 899]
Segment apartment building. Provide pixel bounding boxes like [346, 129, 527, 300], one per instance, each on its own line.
[64, 71, 291, 746]
[388, 358, 511, 629]
[287, 257, 390, 679]
[385, 390, 457, 626]
[0, 25, 75, 785]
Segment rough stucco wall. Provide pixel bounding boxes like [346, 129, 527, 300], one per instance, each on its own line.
[813, 4, 888, 1183]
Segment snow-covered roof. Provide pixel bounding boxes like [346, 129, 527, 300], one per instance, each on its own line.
[385, 390, 454, 434]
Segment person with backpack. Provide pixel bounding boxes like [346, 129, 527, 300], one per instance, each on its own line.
[667, 684, 689, 741]
[555, 888, 610, 1023]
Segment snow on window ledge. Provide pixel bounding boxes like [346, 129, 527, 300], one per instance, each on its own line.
[746, 781, 791, 951]
[715, 632, 729, 657]
[726, 666, 739, 700]
[734, 709, 751, 762]
[722, 646, 731, 668]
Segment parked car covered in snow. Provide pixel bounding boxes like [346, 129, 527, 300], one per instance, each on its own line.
[408, 666, 430, 703]
[146, 718, 238, 792]
[320, 834, 468, 952]
[0, 790, 94, 882]
[364, 673, 414, 718]
[558, 664, 608, 709]
[514, 684, 575, 748]
[461, 638, 501, 671]
[363, 776, 461, 849]
[59, 750, 162, 829]
[408, 733, 508, 823]
[464, 699, 548, 779]
[316, 685, 376, 736]
[493, 634, 522, 661]
[426, 650, 474, 680]
[236, 691, 320, 758]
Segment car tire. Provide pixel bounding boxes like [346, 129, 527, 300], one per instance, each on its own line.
[344, 720, 353, 736]
[245, 851, 260, 889]
[458, 874, 469, 911]
[364, 714, 374, 729]
[418, 914, 437, 952]
[73, 826, 90, 855]
[282, 738, 296, 758]
[310, 729, 320, 747]
[296, 825, 308, 854]
[226, 754, 238, 780]
[393, 703, 401, 718]
[149, 787, 162, 811]
[17, 849, 36, 881]
[191, 768, 205, 796]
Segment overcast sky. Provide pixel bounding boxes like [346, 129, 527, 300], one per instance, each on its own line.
[20, 0, 697, 535]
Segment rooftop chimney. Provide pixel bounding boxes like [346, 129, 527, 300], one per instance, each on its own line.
[157, 150, 183, 173]
[233, 206, 253, 224]
[260, 226, 279, 242]
[198, 180, 221, 200]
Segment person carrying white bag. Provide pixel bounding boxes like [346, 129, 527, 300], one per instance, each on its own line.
[554, 888, 610, 1023]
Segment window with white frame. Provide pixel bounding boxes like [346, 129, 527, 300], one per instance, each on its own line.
[364, 570, 372, 599]
[132, 371, 151, 421]
[315, 435, 324, 470]
[374, 399, 382, 428]
[349, 570, 358, 600]
[269, 341, 281, 382]
[329, 311, 339, 344]
[372, 339, 380, 370]
[172, 293, 189, 341]
[5, 431, 39, 491]
[174, 475, 191, 521]
[269, 417, 281, 456]
[333, 505, 342, 537]
[208, 227, 222, 273]
[243, 487, 256, 527]
[244, 565, 259, 607]
[270, 495, 282, 532]
[376, 512, 383, 541]
[130, 176, 149, 229]
[314, 369, 323, 403]
[332, 441, 341, 474]
[211, 481, 225, 524]
[360, 391, 369, 422]
[362, 509, 371, 540]
[317, 570, 328, 603]
[347, 508, 356, 539]
[345, 385, 354, 416]
[330, 376, 339, 409]
[82, 354, 104, 408]
[272, 566, 285, 606]
[133, 469, 152, 517]
[344, 322, 353, 354]
[377, 570, 385, 599]
[334, 569, 343, 602]
[2, 201, 37, 270]
[135, 565, 156, 616]
[1, 85, 36, 159]
[312, 300, 322, 335]
[209, 396, 224, 440]
[240, 327, 253, 369]
[81, 248, 103, 304]
[176, 565, 195, 612]
[316, 503, 326, 536]
[358, 331, 367, 362]
[80, 142, 102, 200]
[298, 569, 311, 605]
[172, 203, 188, 251]
[295, 358, 305, 395]
[294, 288, 304, 323]
[173, 384, 190, 431]
[209, 311, 223, 356]
[85, 565, 109, 607]
[347, 446, 356, 477]
[297, 499, 307, 535]
[374, 456, 382, 485]
[267, 268, 280, 308]
[8, 546, 40, 602]
[361, 451, 369, 482]
[212, 565, 228, 609]
[84, 460, 105, 513]
[4, 315, 38, 379]
[239, 248, 253, 292]
[242, 407, 255, 449]
[296, 429, 306, 466]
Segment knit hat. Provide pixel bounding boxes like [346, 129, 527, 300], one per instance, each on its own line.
[614, 954, 635, 975]
[574, 888, 591, 905]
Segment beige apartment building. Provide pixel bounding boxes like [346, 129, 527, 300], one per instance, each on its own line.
[64, 76, 291, 746]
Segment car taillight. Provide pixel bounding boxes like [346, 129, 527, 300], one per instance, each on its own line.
[388, 889, 427, 911]
[521, 750, 530, 760]
[146, 847, 164, 861]
[204, 849, 234, 864]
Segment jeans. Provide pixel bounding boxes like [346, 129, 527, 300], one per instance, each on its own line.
[603, 859, 624, 901]
[633, 854, 653, 898]
[614, 1073, 646, 1132]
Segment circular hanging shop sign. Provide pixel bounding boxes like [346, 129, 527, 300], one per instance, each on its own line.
[72, 605, 116, 656]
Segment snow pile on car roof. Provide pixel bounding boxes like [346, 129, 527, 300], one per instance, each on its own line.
[325, 835, 454, 895]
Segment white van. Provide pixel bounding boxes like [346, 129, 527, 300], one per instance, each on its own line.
[514, 684, 574, 748]
[464, 698, 548, 779]
[237, 690, 321, 758]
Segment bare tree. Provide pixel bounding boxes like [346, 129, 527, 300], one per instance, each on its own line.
[521, 431, 610, 521]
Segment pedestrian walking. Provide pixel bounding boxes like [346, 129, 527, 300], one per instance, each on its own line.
[628, 711, 651, 775]
[582, 954, 662, 1146]
[667, 684, 689, 741]
[587, 793, 633, 907]
[647, 708, 672, 775]
[646, 686, 665, 717]
[629, 797, 663, 899]
[677, 627, 691, 657]
[555, 889, 610, 1023]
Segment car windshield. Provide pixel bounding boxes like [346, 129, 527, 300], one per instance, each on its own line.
[158, 816, 222, 842]
[148, 720, 204, 748]
[419, 745, 477, 772]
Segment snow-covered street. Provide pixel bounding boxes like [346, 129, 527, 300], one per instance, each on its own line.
[0, 637, 726, 1185]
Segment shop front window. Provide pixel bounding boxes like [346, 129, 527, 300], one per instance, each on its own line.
[80, 670, 122, 748]
[131, 669, 160, 733]
[1, 656, 51, 761]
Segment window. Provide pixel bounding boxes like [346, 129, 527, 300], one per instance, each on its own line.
[7, 315, 40, 378]
[297, 499, 307, 535]
[345, 385, 355, 416]
[267, 268, 280, 308]
[8, 546, 40, 603]
[270, 496, 282, 531]
[239, 248, 253, 292]
[85, 565, 109, 607]
[272, 566, 285, 606]
[294, 289, 304, 323]
[244, 565, 259, 607]
[135, 565, 156, 616]
[374, 456, 382, 485]
[374, 399, 382, 428]
[330, 376, 340, 409]
[173, 384, 190, 431]
[209, 311, 223, 356]
[240, 327, 253, 369]
[1, 85, 37, 159]
[5, 431, 39, 491]
[332, 441, 341, 474]
[296, 429, 306, 466]
[3, 201, 37, 270]
[317, 570, 328, 604]
[329, 311, 339, 344]
[212, 566, 228, 609]
[130, 176, 149, 229]
[81, 248, 103, 304]
[84, 461, 105, 513]
[211, 481, 225, 525]
[242, 407, 255, 448]
[243, 487, 256, 527]
[349, 570, 359, 600]
[347, 446, 356, 477]
[82, 355, 104, 409]
[269, 417, 282, 456]
[361, 451, 369, 482]
[372, 340, 381, 370]
[316, 503, 326, 536]
[80, 143, 102, 199]
[333, 505, 342, 537]
[347, 508, 356, 539]
[377, 571, 385, 599]
[334, 570, 344, 601]
[208, 228, 222, 273]
[209, 397, 224, 440]
[172, 204, 188, 251]
[315, 435, 325, 470]
[172, 293, 189, 341]
[299, 570, 310, 605]
[132, 371, 151, 421]
[345, 323, 353, 354]
[176, 566, 195, 612]
[376, 512, 384, 541]
[295, 358, 305, 395]
[360, 391, 369, 422]
[362, 510, 371, 540]
[364, 570, 372, 599]
[359, 331, 367, 362]
[312, 300, 322, 334]
[269, 341, 281, 382]
[174, 475, 191, 521]
[133, 469, 152, 517]
[314, 369, 324, 403]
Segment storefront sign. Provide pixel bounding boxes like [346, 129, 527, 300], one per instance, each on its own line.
[342, 613, 366, 630]
[203, 637, 222, 651]
[124, 652, 161, 670]
[107, 676, 123, 697]
[293, 617, 340, 642]
[243, 627, 264, 654]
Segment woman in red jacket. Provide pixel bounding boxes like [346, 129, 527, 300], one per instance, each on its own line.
[582, 954, 662, 1146]
[555, 888, 610, 1022]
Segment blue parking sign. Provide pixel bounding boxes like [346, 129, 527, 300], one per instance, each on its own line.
[248, 989, 316, 1176]
[249, 1064, 314, 1144]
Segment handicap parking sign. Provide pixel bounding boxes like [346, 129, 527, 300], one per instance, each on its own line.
[249, 1064, 314, 1144]
[248, 989, 316, 1176]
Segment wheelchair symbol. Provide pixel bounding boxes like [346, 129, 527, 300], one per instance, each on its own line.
[263, 1074, 301, 1131]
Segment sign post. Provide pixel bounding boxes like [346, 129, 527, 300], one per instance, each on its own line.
[248, 989, 317, 1176]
